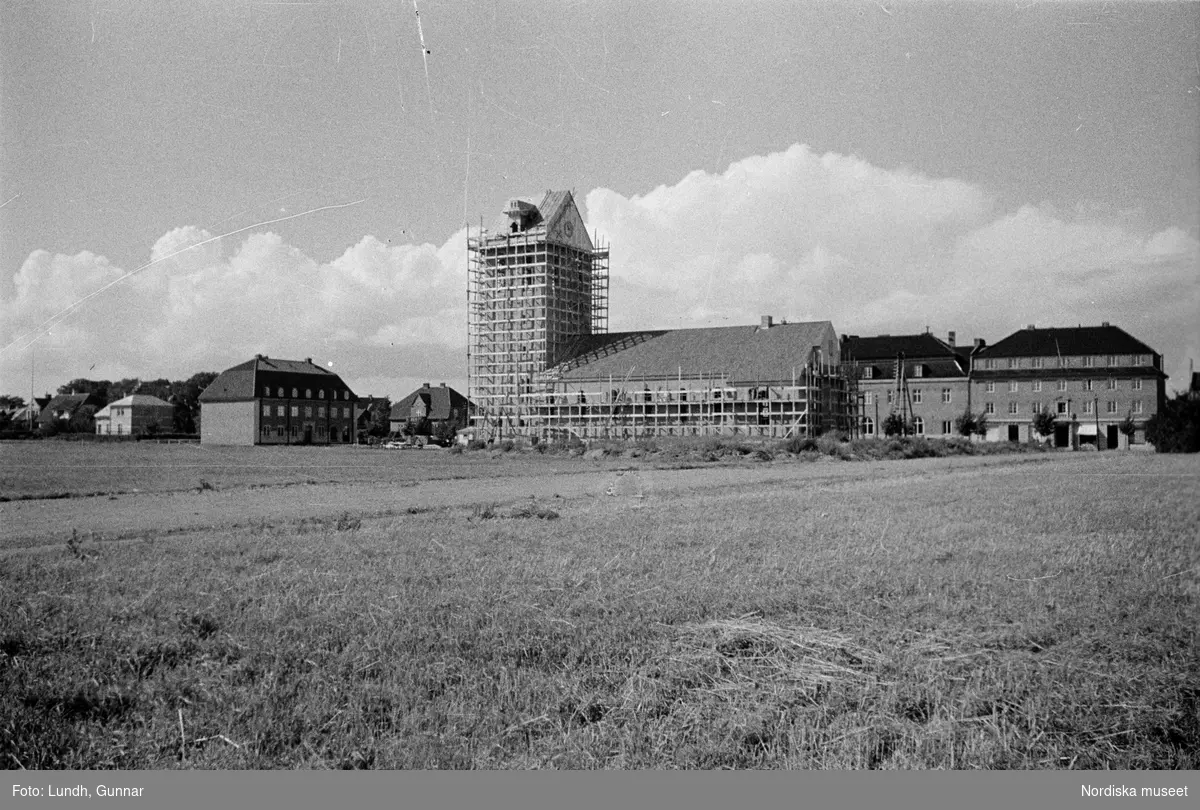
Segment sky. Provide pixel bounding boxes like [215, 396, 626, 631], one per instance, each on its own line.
[1, 0, 1198, 402]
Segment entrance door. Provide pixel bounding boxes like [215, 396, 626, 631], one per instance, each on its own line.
[304, 425, 313, 444]
[1106, 425, 1119, 450]
[1007, 424, 1020, 442]
[1054, 425, 1069, 448]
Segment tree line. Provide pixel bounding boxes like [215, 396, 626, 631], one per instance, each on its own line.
[0, 372, 219, 435]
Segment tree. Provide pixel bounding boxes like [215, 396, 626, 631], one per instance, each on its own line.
[57, 379, 111, 409]
[0, 395, 26, 410]
[1144, 393, 1200, 453]
[66, 404, 98, 434]
[954, 408, 977, 438]
[367, 398, 393, 438]
[1031, 408, 1057, 440]
[973, 412, 989, 439]
[882, 411, 909, 437]
[432, 419, 457, 445]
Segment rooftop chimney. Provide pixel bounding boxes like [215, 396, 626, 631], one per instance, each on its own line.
[760, 315, 773, 329]
[423, 382, 431, 389]
[305, 357, 313, 365]
[947, 331, 956, 347]
[1101, 321, 1110, 327]
[440, 382, 446, 387]
[255, 353, 264, 360]
[1027, 324, 1035, 330]
[973, 338, 986, 350]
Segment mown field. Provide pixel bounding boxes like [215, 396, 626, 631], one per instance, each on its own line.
[1, 441, 1197, 769]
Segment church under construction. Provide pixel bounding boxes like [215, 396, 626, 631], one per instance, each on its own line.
[467, 191, 855, 441]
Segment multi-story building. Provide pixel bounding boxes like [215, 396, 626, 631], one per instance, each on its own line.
[841, 332, 977, 438]
[199, 355, 358, 446]
[467, 191, 852, 441]
[971, 323, 1167, 448]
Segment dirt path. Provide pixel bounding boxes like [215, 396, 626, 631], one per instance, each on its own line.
[0, 454, 1071, 553]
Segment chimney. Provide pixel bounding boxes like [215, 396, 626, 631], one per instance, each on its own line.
[440, 382, 446, 387]
[760, 315, 773, 329]
[423, 382, 430, 389]
[255, 353, 264, 360]
[1101, 321, 1110, 327]
[1027, 324, 1035, 330]
[305, 357, 313, 365]
[947, 331, 956, 347]
[973, 338, 986, 351]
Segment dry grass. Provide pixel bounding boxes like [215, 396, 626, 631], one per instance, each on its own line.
[1, 452, 1196, 769]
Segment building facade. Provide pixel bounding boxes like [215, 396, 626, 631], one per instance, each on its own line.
[971, 323, 1167, 448]
[842, 332, 977, 438]
[389, 383, 472, 436]
[94, 394, 175, 436]
[199, 356, 358, 446]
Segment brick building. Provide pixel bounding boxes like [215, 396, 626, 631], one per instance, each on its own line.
[842, 332, 978, 437]
[199, 355, 358, 446]
[971, 323, 1167, 448]
[93, 394, 175, 436]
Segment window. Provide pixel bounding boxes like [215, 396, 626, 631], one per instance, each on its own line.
[1056, 401, 1068, 415]
[986, 381, 995, 393]
[1009, 381, 1019, 393]
[1107, 379, 1116, 390]
[318, 389, 324, 399]
[290, 406, 298, 417]
[912, 389, 923, 404]
[886, 390, 893, 404]
[1138, 355, 1150, 366]
[941, 388, 952, 404]
[343, 407, 350, 419]
[277, 387, 284, 397]
[862, 367, 874, 380]
[1106, 401, 1117, 414]
[306, 389, 312, 399]
[276, 426, 284, 437]
[1082, 356, 1094, 367]
[276, 405, 284, 416]
[304, 406, 313, 418]
[985, 402, 995, 415]
[262, 404, 270, 416]
[942, 420, 953, 435]
[864, 392, 873, 406]
[1132, 379, 1143, 391]
[292, 388, 298, 398]
[1008, 402, 1018, 415]
[1082, 380, 1093, 391]
[1057, 380, 1067, 392]
[1031, 402, 1041, 414]
[863, 417, 875, 436]
[263, 385, 271, 397]
[912, 365, 923, 378]
[912, 417, 925, 435]
[1033, 381, 1042, 392]
[1083, 401, 1093, 414]
[344, 390, 350, 400]
[1133, 400, 1143, 414]
[318, 407, 325, 418]
[1107, 355, 1116, 366]
[1008, 358, 1018, 369]
[1032, 357, 1044, 368]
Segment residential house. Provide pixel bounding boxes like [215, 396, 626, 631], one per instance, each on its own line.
[971, 323, 1167, 448]
[93, 394, 175, 436]
[389, 383, 472, 436]
[38, 392, 102, 432]
[198, 355, 358, 446]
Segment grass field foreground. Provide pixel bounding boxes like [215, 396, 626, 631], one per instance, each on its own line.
[2, 453, 1197, 769]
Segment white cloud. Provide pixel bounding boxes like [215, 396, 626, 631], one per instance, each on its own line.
[2, 143, 1197, 399]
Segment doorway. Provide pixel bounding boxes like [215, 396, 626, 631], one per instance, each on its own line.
[1054, 424, 1069, 448]
[1007, 424, 1020, 442]
[1106, 425, 1119, 450]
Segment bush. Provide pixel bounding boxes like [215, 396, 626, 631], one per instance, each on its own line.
[784, 436, 818, 454]
[1145, 393, 1200, 453]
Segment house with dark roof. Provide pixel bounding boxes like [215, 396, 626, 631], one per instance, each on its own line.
[971, 323, 1167, 448]
[94, 394, 175, 436]
[38, 392, 102, 432]
[389, 383, 472, 435]
[841, 331, 978, 438]
[199, 355, 358, 446]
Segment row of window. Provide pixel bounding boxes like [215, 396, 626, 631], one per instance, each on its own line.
[984, 379, 1143, 393]
[983, 400, 1142, 415]
[862, 417, 954, 436]
[861, 366, 928, 379]
[258, 424, 350, 440]
[864, 388, 953, 406]
[981, 355, 1151, 370]
[262, 386, 352, 400]
[261, 405, 353, 419]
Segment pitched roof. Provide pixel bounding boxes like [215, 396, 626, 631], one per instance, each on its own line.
[199, 356, 357, 402]
[548, 321, 839, 385]
[390, 384, 471, 422]
[841, 333, 956, 362]
[107, 394, 174, 408]
[979, 325, 1157, 358]
[39, 393, 99, 421]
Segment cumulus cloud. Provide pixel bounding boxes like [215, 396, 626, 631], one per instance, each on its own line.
[2, 142, 1197, 398]
[584, 143, 1198, 386]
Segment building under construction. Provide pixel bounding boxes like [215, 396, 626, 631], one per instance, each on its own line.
[467, 191, 854, 441]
